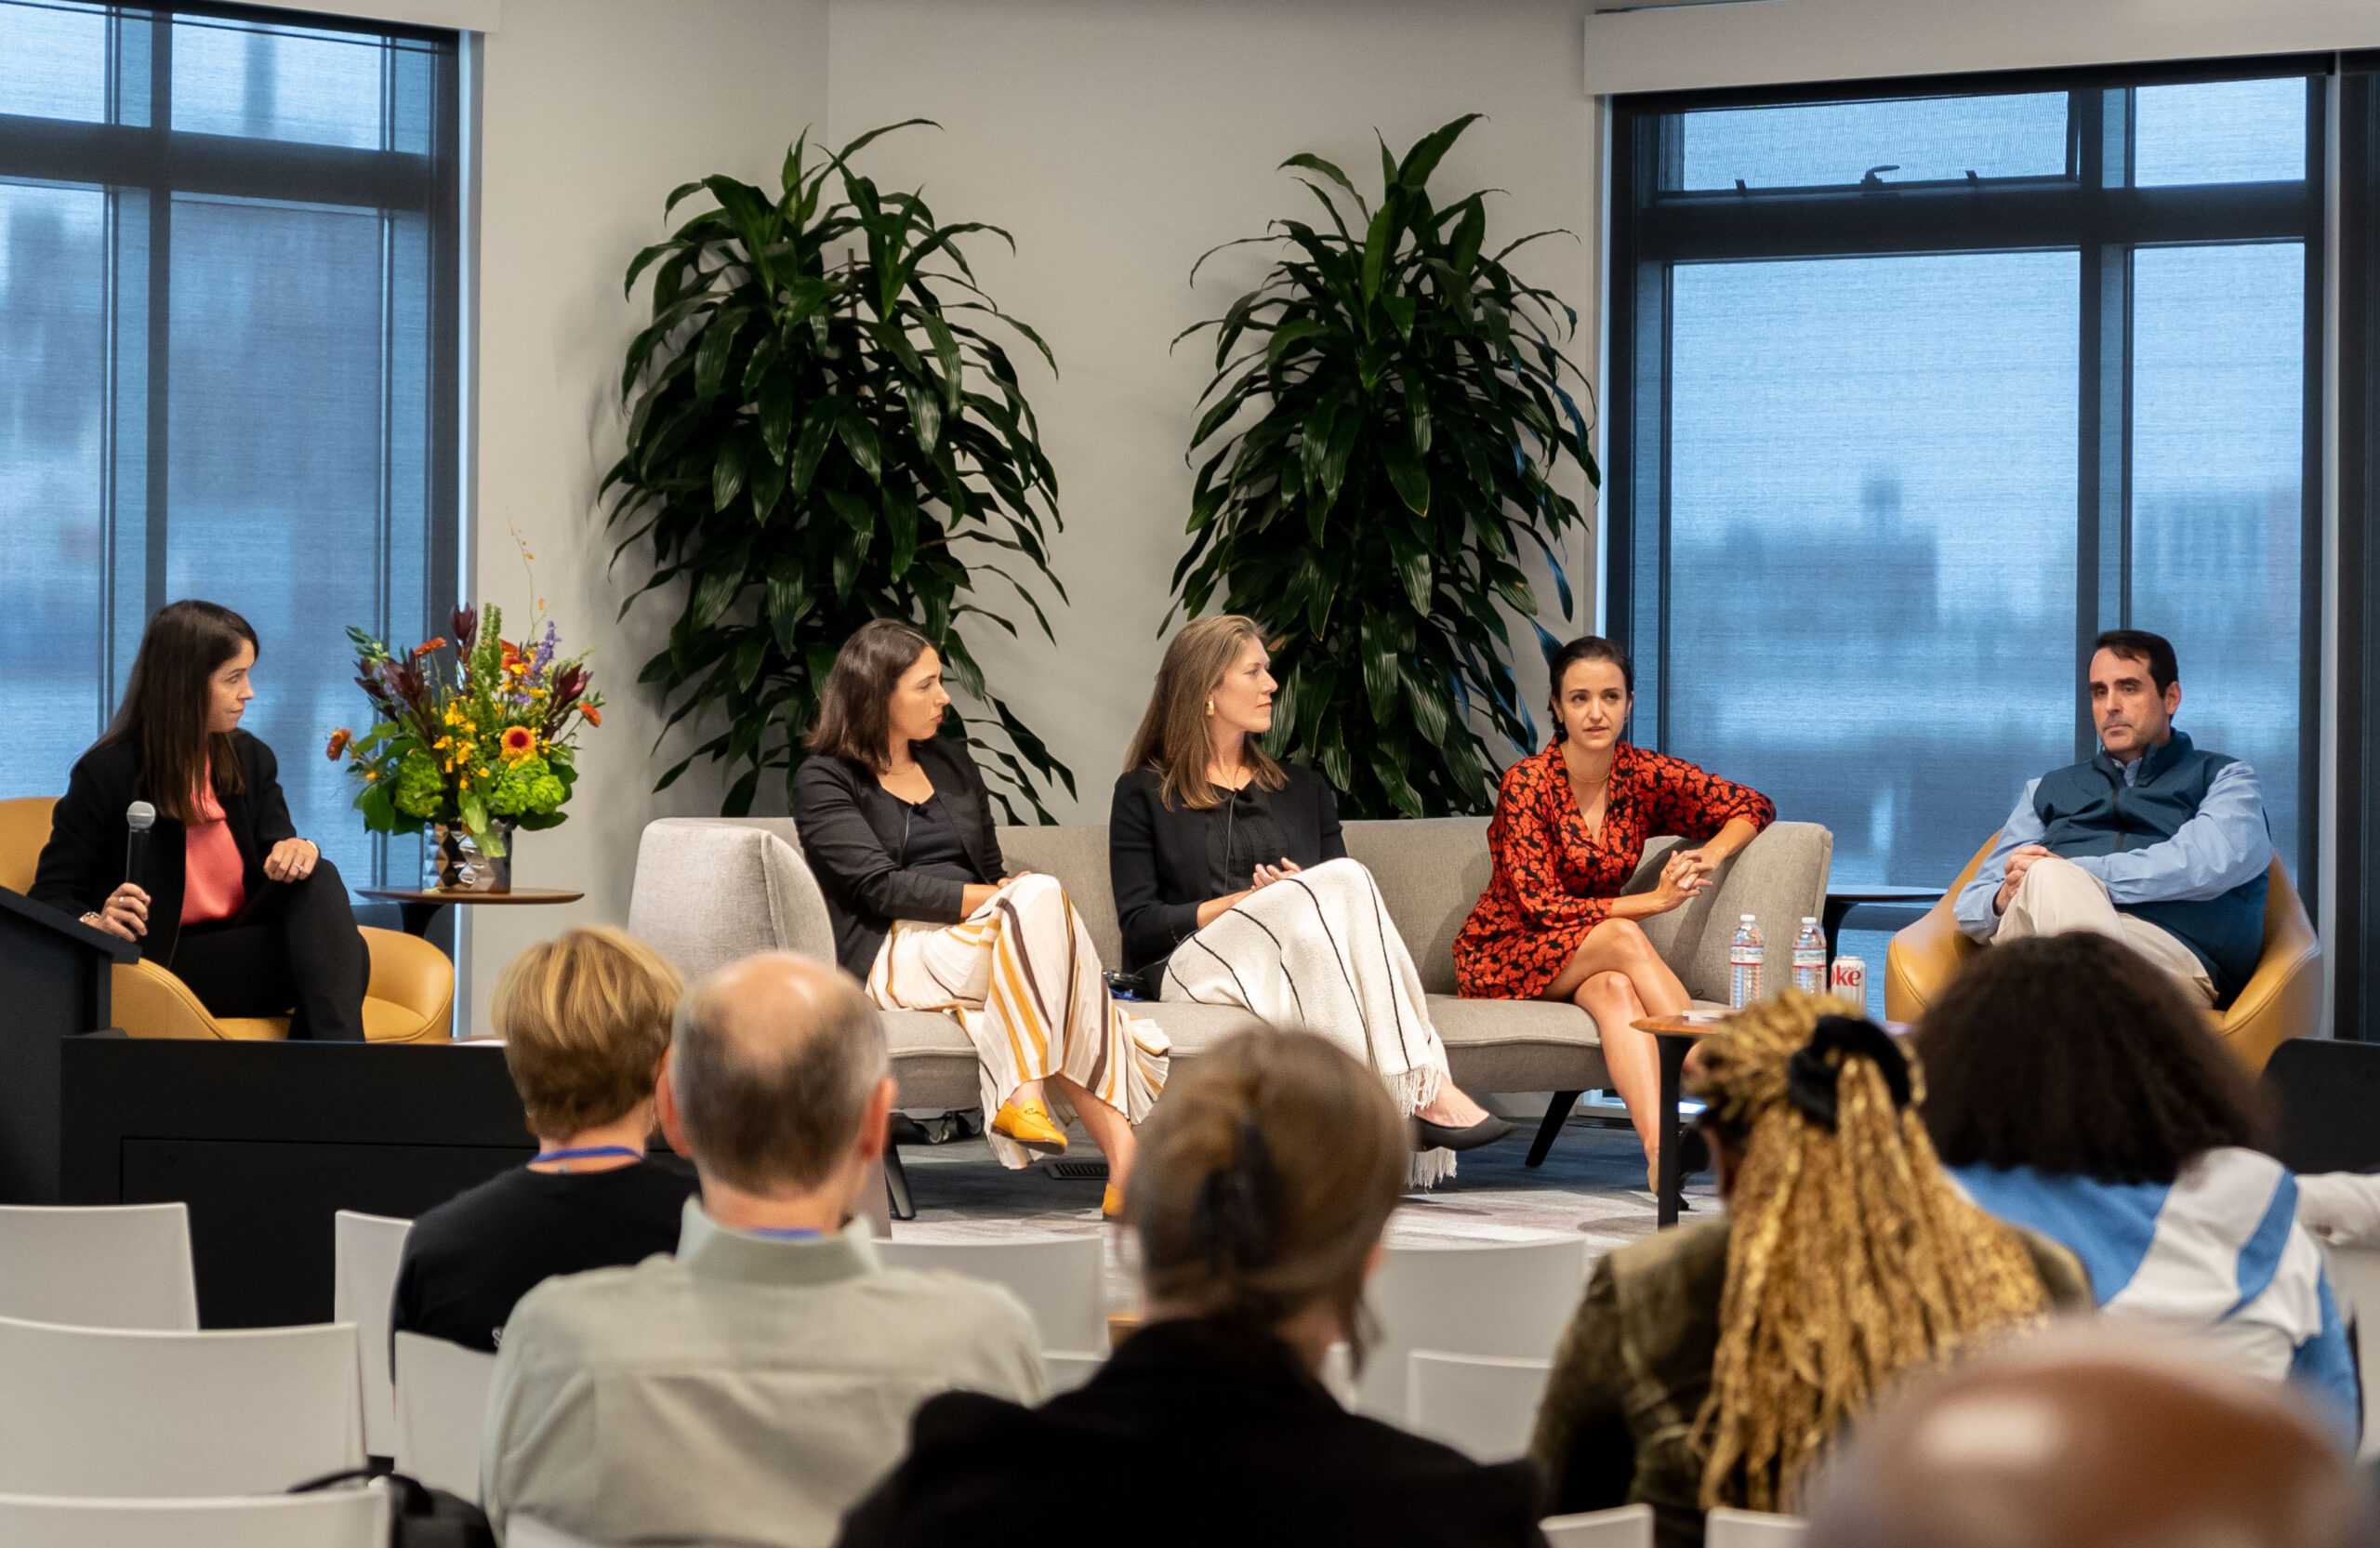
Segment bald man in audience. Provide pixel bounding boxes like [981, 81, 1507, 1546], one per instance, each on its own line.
[1805, 1334, 2378, 1548]
[481, 953, 1043, 1548]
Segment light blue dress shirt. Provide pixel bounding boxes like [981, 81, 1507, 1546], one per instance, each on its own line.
[1953, 749, 2271, 942]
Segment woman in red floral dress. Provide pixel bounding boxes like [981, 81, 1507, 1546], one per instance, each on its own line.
[1453, 637, 1774, 1184]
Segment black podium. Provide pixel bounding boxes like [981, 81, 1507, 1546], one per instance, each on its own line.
[0, 887, 138, 1203]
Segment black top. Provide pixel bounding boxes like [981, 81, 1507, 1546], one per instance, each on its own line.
[836, 1317, 1547, 1548]
[390, 1157, 698, 1354]
[1107, 763, 1345, 980]
[29, 729, 298, 968]
[891, 796, 976, 884]
[790, 737, 1004, 979]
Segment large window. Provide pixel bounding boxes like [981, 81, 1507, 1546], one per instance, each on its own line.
[1608, 60, 2322, 991]
[0, 0, 460, 888]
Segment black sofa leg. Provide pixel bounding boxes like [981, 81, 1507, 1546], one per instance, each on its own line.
[884, 1144, 917, 1221]
[1526, 1092, 1583, 1169]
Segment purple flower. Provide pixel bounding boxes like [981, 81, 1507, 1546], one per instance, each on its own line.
[534, 620, 558, 672]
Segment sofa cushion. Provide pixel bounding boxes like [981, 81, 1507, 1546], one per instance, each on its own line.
[993, 824, 1121, 968]
[1342, 817, 1492, 997]
[1633, 822, 1834, 1003]
[628, 818, 837, 977]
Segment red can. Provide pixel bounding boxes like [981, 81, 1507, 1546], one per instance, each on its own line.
[1830, 955, 1868, 1004]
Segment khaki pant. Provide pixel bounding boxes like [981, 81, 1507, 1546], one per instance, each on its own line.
[1995, 854, 2217, 1006]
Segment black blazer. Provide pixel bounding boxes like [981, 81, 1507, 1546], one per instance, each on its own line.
[791, 737, 1004, 979]
[1108, 762, 1345, 979]
[838, 1317, 1547, 1548]
[29, 729, 298, 969]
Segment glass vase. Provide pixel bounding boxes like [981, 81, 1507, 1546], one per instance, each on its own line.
[425, 819, 517, 893]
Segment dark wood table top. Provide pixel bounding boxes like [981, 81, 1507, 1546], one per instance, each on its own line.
[357, 888, 584, 906]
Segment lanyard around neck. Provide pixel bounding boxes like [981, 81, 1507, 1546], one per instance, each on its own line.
[744, 1225, 825, 1240]
[531, 1144, 642, 1172]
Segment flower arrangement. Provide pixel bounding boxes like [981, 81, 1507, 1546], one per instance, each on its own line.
[331, 602, 602, 859]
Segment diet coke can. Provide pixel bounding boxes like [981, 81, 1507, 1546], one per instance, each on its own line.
[1830, 955, 1868, 1005]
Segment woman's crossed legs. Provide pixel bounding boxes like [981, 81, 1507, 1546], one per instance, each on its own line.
[1539, 918, 1694, 1190]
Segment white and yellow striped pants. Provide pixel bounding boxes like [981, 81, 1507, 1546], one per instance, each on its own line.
[866, 873, 1170, 1168]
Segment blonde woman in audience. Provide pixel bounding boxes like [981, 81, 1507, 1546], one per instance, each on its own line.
[838, 1029, 1546, 1548]
[1108, 615, 1513, 1186]
[391, 924, 696, 1352]
[1528, 992, 2088, 1548]
[793, 617, 1165, 1208]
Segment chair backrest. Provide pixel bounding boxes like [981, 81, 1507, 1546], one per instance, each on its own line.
[1406, 1349, 1554, 1461]
[2263, 1040, 2380, 1174]
[1705, 1507, 1810, 1546]
[0, 795, 56, 895]
[1356, 1237, 1589, 1420]
[628, 818, 836, 975]
[0, 1203, 197, 1330]
[1540, 1505, 1656, 1548]
[508, 1515, 608, 1548]
[1342, 817, 1495, 996]
[331, 1211, 412, 1458]
[994, 824, 1122, 967]
[0, 1486, 390, 1548]
[392, 1330, 497, 1503]
[1041, 1349, 1104, 1396]
[0, 1315, 363, 1496]
[874, 1235, 1106, 1355]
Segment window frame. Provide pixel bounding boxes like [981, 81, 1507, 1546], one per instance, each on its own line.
[1605, 55, 2328, 901]
[0, 0, 465, 887]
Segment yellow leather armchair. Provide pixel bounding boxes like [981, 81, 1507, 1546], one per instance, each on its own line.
[0, 796, 454, 1044]
[1886, 837, 2320, 1074]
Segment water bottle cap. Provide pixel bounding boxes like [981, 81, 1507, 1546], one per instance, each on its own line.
[1740, 913, 1756, 921]
[1801, 916, 1818, 925]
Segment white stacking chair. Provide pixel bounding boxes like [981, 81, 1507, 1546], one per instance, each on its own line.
[1041, 1349, 1104, 1395]
[1705, 1507, 1811, 1546]
[0, 1485, 390, 1548]
[392, 1330, 497, 1502]
[1406, 1349, 1554, 1460]
[1356, 1237, 1588, 1419]
[0, 1203, 197, 1330]
[0, 1314, 363, 1496]
[331, 1210, 412, 1459]
[509, 1515, 607, 1548]
[1540, 1504, 1656, 1548]
[877, 1235, 1106, 1356]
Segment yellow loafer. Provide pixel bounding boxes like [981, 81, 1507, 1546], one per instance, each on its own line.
[1102, 1183, 1124, 1220]
[991, 1096, 1067, 1155]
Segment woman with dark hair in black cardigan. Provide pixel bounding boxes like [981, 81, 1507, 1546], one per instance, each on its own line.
[30, 600, 369, 1039]
[791, 619, 1165, 1207]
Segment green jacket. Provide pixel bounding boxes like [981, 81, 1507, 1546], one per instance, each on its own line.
[1527, 1217, 2091, 1548]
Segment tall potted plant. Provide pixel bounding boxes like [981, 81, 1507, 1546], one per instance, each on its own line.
[605, 122, 1073, 818]
[1173, 114, 1597, 817]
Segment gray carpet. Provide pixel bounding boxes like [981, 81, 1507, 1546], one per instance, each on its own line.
[887, 1113, 1719, 1305]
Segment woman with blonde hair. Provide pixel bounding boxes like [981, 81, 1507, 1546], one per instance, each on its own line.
[793, 618, 1164, 1208]
[1108, 615, 1510, 1185]
[838, 1029, 1546, 1547]
[1528, 991, 2089, 1547]
[391, 925, 698, 1352]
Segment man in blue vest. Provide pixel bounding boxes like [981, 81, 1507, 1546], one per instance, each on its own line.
[1952, 630, 2271, 1008]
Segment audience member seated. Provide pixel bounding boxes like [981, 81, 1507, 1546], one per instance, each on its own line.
[1453, 635, 1773, 1189]
[391, 925, 697, 1353]
[1805, 1332, 2378, 1548]
[792, 618, 1162, 1204]
[482, 952, 1042, 1547]
[1952, 629, 2270, 1007]
[1920, 933, 2360, 1443]
[838, 1029, 1548, 1548]
[1109, 614, 1510, 1186]
[1528, 992, 2085, 1548]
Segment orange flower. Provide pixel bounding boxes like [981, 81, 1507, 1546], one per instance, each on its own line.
[500, 725, 537, 761]
[325, 728, 353, 761]
[581, 705, 602, 728]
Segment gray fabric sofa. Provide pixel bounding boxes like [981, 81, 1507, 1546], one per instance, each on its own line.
[627, 812, 1831, 1149]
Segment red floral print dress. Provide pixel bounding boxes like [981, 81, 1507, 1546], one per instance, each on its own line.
[1452, 741, 1776, 1000]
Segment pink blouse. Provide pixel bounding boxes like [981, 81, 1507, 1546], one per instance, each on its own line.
[181, 774, 246, 926]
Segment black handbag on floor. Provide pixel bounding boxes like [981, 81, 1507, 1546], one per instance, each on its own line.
[290, 1467, 496, 1548]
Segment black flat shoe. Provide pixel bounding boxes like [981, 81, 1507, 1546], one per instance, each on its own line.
[1412, 1114, 1518, 1152]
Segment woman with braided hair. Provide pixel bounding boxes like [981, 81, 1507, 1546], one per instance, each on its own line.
[840, 1029, 1546, 1548]
[1527, 992, 2089, 1547]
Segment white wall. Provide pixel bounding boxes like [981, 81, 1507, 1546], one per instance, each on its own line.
[822, 0, 1601, 824]
[466, 0, 829, 1023]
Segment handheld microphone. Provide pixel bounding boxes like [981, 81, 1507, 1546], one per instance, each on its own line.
[125, 800, 155, 893]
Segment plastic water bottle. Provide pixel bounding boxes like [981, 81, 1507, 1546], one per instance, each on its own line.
[1729, 914, 1765, 1009]
[1793, 916, 1827, 995]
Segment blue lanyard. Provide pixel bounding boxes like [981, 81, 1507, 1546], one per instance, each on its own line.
[745, 1226, 824, 1240]
[531, 1144, 642, 1171]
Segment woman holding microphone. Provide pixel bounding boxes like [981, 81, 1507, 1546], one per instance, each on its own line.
[31, 600, 369, 1041]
